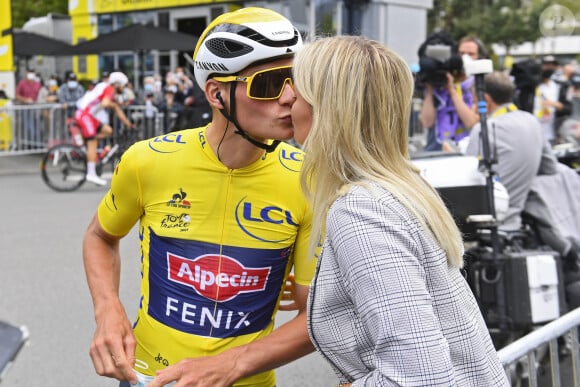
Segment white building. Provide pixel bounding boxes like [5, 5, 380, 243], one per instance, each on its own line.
[21, 13, 73, 81]
[493, 35, 580, 65]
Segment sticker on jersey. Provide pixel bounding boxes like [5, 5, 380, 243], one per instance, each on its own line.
[235, 196, 299, 243]
[167, 188, 191, 209]
[148, 133, 187, 153]
[167, 253, 270, 302]
[102, 191, 118, 213]
[147, 229, 290, 337]
[197, 130, 207, 148]
[160, 213, 190, 232]
[278, 147, 303, 172]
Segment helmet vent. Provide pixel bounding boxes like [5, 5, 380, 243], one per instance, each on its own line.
[206, 38, 254, 58]
[208, 23, 300, 49]
[239, 28, 301, 48]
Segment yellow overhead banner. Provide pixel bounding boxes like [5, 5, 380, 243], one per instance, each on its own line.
[70, 0, 232, 15]
[0, 0, 14, 72]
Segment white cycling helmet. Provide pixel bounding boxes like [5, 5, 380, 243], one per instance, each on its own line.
[108, 71, 129, 86]
[193, 7, 303, 89]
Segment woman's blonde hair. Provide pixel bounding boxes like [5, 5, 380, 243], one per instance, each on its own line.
[294, 35, 464, 267]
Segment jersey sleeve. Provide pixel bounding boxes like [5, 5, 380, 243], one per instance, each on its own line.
[101, 85, 116, 101]
[97, 144, 143, 237]
[290, 203, 318, 286]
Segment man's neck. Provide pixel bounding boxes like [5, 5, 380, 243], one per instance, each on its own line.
[205, 120, 266, 169]
[487, 101, 499, 115]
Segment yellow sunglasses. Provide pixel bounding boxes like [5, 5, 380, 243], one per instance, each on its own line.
[213, 65, 293, 100]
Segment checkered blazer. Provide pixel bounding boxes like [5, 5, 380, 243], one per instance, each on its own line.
[307, 182, 509, 386]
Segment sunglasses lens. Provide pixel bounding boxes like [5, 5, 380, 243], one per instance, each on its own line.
[249, 68, 293, 99]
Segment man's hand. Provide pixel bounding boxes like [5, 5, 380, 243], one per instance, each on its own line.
[89, 301, 138, 384]
[146, 352, 238, 387]
[279, 273, 299, 311]
[147, 284, 314, 387]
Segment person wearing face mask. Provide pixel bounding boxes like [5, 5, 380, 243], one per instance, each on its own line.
[36, 75, 59, 104]
[419, 34, 485, 152]
[15, 70, 41, 104]
[138, 76, 162, 105]
[58, 72, 85, 118]
[15, 70, 42, 147]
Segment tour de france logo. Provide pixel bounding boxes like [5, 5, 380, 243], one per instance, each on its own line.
[539, 4, 576, 37]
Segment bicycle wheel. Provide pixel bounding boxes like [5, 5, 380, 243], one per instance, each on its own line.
[40, 144, 87, 192]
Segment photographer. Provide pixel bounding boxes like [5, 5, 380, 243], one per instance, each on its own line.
[560, 72, 580, 143]
[419, 33, 482, 151]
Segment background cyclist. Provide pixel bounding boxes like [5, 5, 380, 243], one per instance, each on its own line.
[83, 7, 317, 387]
[75, 71, 134, 186]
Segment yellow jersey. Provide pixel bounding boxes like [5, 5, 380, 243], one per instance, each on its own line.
[97, 127, 316, 386]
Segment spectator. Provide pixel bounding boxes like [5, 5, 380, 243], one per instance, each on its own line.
[15, 69, 42, 147]
[173, 66, 194, 90]
[87, 79, 99, 91]
[158, 86, 182, 132]
[553, 61, 577, 138]
[175, 81, 212, 130]
[138, 76, 163, 105]
[119, 82, 136, 106]
[15, 69, 41, 104]
[534, 55, 565, 142]
[153, 74, 163, 94]
[36, 75, 59, 104]
[34, 75, 59, 144]
[560, 71, 580, 143]
[57, 72, 85, 118]
[164, 73, 186, 105]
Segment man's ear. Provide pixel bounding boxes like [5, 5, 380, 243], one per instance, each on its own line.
[206, 80, 225, 109]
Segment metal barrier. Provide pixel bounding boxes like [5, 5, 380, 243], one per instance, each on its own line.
[0, 103, 166, 156]
[498, 307, 580, 386]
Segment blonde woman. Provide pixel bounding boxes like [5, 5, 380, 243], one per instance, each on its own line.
[291, 35, 508, 386]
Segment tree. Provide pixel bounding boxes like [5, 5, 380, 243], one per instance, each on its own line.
[11, 0, 68, 28]
[427, 0, 579, 55]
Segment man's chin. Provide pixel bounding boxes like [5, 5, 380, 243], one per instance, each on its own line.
[276, 127, 295, 141]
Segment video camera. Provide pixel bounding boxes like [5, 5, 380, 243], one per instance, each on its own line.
[509, 59, 542, 113]
[510, 59, 542, 90]
[417, 31, 464, 89]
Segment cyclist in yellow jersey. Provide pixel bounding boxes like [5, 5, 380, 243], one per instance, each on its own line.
[82, 7, 317, 387]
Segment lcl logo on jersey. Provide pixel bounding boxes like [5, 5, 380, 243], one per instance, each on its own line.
[148, 133, 187, 153]
[278, 148, 303, 172]
[167, 253, 271, 302]
[235, 197, 298, 243]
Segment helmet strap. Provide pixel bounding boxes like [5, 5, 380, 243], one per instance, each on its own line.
[216, 83, 280, 154]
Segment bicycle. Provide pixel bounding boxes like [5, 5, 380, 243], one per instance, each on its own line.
[40, 117, 140, 192]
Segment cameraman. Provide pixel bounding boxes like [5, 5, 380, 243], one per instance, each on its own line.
[419, 34, 483, 151]
[464, 71, 558, 231]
